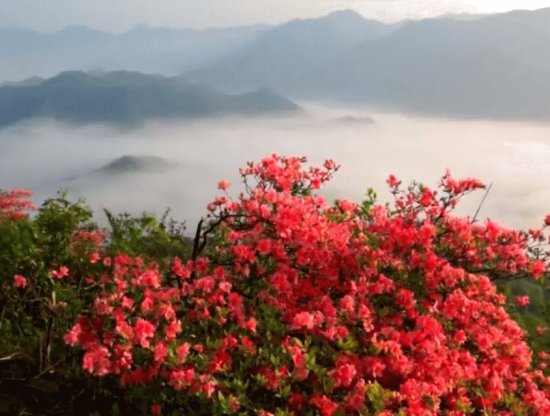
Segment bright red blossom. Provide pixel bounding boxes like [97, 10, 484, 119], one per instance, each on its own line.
[62, 156, 550, 415]
[13, 274, 27, 288]
[217, 180, 230, 191]
[310, 395, 339, 416]
[515, 295, 530, 308]
[51, 265, 69, 280]
[134, 318, 156, 348]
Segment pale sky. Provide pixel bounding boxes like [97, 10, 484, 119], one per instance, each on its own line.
[1, 0, 550, 32]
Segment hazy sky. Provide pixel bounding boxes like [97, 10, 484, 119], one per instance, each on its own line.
[2, 0, 550, 32]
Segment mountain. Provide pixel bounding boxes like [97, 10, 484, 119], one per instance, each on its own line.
[0, 76, 45, 87]
[310, 7, 550, 120]
[0, 70, 301, 129]
[186, 10, 397, 92]
[0, 24, 269, 82]
[97, 156, 173, 174]
[5, 8, 550, 121]
[188, 8, 550, 121]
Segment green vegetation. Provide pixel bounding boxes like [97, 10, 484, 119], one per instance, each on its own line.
[0, 192, 192, 414]
[1, 158, 550, 414]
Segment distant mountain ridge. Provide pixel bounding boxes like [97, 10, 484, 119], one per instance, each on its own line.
[0, 71, 301, 129]
[187, 10, 398, 93]
[187, 7, 550, 121]
[0, 23, 270, 81]
[4, 8, 550, 121]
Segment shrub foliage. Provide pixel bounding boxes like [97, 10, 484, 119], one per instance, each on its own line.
[2, 156, 550, 415]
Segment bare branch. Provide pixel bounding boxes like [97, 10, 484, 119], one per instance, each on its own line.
[472, 182, 493, 223]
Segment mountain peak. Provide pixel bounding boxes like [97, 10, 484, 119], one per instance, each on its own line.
[324, 9, 365, 21]
[43, 70, 88, 85]
[98, 155, 173, 174]
[322, 9, 366, 22]
[55, 25, 104, 35]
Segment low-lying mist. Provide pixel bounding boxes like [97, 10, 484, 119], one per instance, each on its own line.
[1, 105, 549, 232]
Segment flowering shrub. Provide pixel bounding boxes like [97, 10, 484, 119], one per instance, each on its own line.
[63, 155, 550, 415]
[0, 192, 191, 414]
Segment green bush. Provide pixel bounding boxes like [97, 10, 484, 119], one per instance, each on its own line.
[0, 192, 192, 415]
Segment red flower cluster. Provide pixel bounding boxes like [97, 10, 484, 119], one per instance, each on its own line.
[0, 189, 34, 221]
[65, 155, 550, 415]
[70, 228, 106, 263]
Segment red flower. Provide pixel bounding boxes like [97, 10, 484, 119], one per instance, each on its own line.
[531, 260, 546, 278]
[137, 269, 161, 288]
[134, 318, 156, 348]
[257, 239, 272, 256]
[419, 188, 435, 207]
[175, 342, 190, 363]
[217, 180, 230, 190]
[168, 368, 195, 390]
[323, 159, 337, 170]
[82, 345, 111, 376]
[89, 251, 100, 264]
[291, 311, 316, 330]
[243, 317, 257, 333]
[164, 319, 181, 341]
[240, 336, 255, 354]
[51, 266, 69, 280]
[515, 295, 530, 308]
[329, 363, 357, 388]
[386, 174, 401, 188]
[13, 274, 27, 288]
[150, 404, 161, 416]
[153, 342, 168, 364]
[310, 395, 339, 416]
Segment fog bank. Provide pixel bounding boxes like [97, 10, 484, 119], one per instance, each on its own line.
[0, 107, 549, 232]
